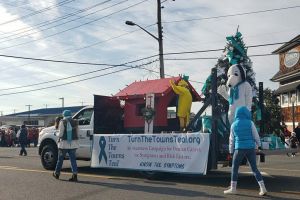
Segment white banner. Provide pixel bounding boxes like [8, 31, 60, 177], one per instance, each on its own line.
[91, 132, 210, 174]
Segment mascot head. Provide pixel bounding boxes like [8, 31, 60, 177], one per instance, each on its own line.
[178, 79, 189, 88]
[226, 64, 246, 88]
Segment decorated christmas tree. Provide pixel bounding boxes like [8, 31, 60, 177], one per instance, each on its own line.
[202, 29, 257, 98]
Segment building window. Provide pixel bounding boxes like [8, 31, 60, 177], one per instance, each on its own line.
[24, 120, 39, 126]
[136, 104, 146, 116]
[282, 93, 288, 105]
[167, 107, 177, 119]
[290, 92, 296, 104]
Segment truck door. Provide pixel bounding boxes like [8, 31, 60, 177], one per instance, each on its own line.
[72, 107, 94, 159]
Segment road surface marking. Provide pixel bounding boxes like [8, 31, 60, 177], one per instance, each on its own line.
[0, 165, 140, 181]
[241, 171, 271, 177]
[281, 191, 300, 195]
[241, 166, 300, 172]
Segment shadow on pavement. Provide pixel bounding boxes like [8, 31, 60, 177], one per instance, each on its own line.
[60, 166, 300, 198]
[70, 179, 223, 198]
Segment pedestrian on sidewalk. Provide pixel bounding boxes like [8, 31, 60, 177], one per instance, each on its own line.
[289, 132, 299, 157]
[18, 124, 28, 156]
[224, 106, 267, 196]
[294, 122, 300, 143]
[53, 110, 79, 182]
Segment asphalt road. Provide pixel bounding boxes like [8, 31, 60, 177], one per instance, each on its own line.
[0, 147, 300, 200]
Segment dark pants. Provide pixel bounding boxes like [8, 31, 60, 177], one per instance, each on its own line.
[19, 143, 27, 156]
[55, 149, 78, 175]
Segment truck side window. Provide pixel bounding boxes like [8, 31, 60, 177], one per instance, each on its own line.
[73, 108, 93, 126]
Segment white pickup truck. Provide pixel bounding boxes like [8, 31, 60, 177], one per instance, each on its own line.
[38, 106, 94, 170]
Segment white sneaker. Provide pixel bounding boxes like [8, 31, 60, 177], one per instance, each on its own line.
[259, 187, 267, 196]
[258, 180, 267, 196]
[224, 188, 237, 194]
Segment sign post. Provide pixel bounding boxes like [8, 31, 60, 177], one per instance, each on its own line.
[144, 93, 155, 134]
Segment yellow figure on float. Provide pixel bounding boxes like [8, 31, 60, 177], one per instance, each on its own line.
[170, 77, 192, 131]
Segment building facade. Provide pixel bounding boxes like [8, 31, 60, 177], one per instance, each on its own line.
[271, 35, 300, 131]
[0, 106, 84, 127]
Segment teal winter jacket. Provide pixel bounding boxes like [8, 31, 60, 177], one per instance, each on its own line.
[232, 106, 255, 150]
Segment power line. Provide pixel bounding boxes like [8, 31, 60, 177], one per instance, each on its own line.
[0, 58, 205, 96]
[165, 53, 280, 61]
[0, 54, 127, 66]
[0, 54, 159, 91]
[137, 65, 205, 84]
[0, 59, 159, 96]
[0, 39, 294, 91]
[165, 57, 218, 61]
[0, 0, 149, 50]
[163, 5, 300, 23]
[164, 40, 300, 56]
[0, 0, 74, 26]
[0, 0, 123, 43]
[0, 26, 156, 73]
[0, 40, 294, 64]
[0, 0, 113, 41]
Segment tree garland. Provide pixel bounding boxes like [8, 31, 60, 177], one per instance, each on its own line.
[142, 106, 155, 123]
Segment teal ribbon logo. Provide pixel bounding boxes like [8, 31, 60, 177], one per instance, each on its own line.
[98, 136, 107, 164]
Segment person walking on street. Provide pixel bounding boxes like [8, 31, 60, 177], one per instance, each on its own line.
[53, 110, 79, 182]
[18, 124, 28, 156]
[224, 106, 267, 196]
[294, 122, 300, 143]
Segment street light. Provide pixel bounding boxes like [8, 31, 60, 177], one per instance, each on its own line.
[291, 95, 296, 130]
[59, 97, 64, 109]
[26, 105, 32, 125]
[125, 19, 165, 79]
[125, 21, 158, 41]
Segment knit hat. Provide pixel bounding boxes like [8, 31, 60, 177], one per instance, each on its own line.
[63, 110, 72, 117]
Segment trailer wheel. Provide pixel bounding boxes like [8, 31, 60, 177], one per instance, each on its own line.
[41, 144, 58, 170]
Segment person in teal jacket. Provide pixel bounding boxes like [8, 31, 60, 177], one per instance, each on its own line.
[224, 106, 267, 196]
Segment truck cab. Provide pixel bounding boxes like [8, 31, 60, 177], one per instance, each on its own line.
[38, 106, 94, 170]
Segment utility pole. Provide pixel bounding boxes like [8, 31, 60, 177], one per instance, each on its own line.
[80, 101, 85, 106]
[157, 0, 165, 78]
[258, 82, 264, 135]
[59, 97, 64, 109]
[26, 105, 32, 125]
[44, 104, 48, 109]
[0, 111, 2, 126]
[210, 68, 218, 170]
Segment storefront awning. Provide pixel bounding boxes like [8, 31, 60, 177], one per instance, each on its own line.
[274, 81, 300, 94]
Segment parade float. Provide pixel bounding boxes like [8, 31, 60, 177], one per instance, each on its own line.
[39, 31, 298, 176]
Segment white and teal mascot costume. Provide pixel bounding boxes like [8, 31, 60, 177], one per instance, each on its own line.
[218, 64, 252, 124]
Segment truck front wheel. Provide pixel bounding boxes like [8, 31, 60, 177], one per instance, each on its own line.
[41, 144, 58, 170]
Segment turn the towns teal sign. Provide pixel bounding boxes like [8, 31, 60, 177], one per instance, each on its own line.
[91, 133, 210, 174]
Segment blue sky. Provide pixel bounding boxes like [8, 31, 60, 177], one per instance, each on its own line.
[0, 0, 299, 115]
